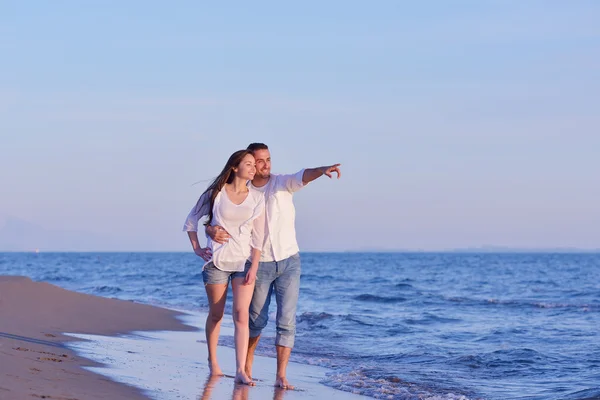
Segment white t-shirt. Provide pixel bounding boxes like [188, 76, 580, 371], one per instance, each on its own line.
[183, 186, 266, 272]
[250, 169, 307, 262]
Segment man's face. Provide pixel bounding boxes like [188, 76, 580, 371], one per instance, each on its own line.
[253, 149, 271, 179]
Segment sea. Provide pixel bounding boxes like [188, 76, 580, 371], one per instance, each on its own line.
[1, 252, 599, 400]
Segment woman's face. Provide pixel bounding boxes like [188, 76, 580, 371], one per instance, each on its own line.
[234, 153, 256, 181]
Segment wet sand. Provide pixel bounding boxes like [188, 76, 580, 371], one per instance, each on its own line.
[0, 276, 368, 399]
[64, 312, 370, 399]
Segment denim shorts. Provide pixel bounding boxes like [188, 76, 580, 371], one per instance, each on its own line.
[202, 261, 251, 285]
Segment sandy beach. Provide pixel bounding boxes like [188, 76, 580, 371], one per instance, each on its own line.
[0, 275, 195, 399]
[0, 276, 369, 400]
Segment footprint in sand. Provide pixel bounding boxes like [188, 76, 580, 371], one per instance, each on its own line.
[38, 357, 64, 362]
[17, 347, 71, 361]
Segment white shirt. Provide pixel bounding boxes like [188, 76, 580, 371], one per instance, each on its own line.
[183, 186, 266, 272]
[250, 169, 307, 262]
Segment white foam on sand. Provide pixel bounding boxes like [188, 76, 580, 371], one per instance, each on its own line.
[64, 310, 370, 400]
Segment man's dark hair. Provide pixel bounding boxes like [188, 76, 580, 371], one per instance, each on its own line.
[247, 143, 269, 153]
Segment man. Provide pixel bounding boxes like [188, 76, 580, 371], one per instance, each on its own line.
[206, 142, 341, 389]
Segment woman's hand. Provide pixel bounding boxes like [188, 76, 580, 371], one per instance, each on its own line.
[194, 247, 212, 261]
[244, 266, 258, 285]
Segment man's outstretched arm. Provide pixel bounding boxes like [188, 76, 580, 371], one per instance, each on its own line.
[302, 164, 342, 185]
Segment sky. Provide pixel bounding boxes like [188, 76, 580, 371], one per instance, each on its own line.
[1, 1, 599, 251]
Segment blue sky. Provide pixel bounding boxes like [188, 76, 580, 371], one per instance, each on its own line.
[1, 1, 599, 251]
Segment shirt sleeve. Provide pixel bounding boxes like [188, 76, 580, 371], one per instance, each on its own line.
[250, 196, 266, 251]
[182, 191, 211, 232]
[278, 169, 307, 193]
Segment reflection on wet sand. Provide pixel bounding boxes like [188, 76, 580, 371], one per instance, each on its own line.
[197, 373, 293, 400]
[198, 374, 222, 400]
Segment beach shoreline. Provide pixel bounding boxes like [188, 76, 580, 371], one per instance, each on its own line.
[0, 275, 196, 400]
[0, 276, 371, 400]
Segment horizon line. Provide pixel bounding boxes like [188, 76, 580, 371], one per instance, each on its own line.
[1, 249, 599, 254]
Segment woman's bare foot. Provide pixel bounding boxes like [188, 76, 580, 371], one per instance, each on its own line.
[275, 376, 294, 390]
[209, 362, 224, 376]
[234, 371, 255, 386]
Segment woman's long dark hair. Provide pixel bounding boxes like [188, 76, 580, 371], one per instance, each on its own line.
[194, 149, 253, 226]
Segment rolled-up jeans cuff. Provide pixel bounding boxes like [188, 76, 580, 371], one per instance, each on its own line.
[249, 329, 262, 339]
[276, 334, 295, 348]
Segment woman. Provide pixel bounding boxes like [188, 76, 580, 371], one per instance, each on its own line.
[183, 149, 265, 386]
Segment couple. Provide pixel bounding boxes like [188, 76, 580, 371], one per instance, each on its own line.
[183, 143, 341, 388]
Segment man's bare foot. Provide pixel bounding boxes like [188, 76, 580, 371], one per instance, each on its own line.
[275, 376, 294, 390]
[209, 362, 224, 376]
[235, 371, 255, 386]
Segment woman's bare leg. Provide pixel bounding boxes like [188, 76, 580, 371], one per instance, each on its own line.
[205, 283, 228, 376]
[231, 277, 255, 385]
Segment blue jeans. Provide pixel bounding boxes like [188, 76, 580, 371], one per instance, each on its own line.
[249, 253, 301, 348]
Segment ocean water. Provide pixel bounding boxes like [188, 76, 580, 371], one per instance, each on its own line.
[1, 252, 599, 400]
